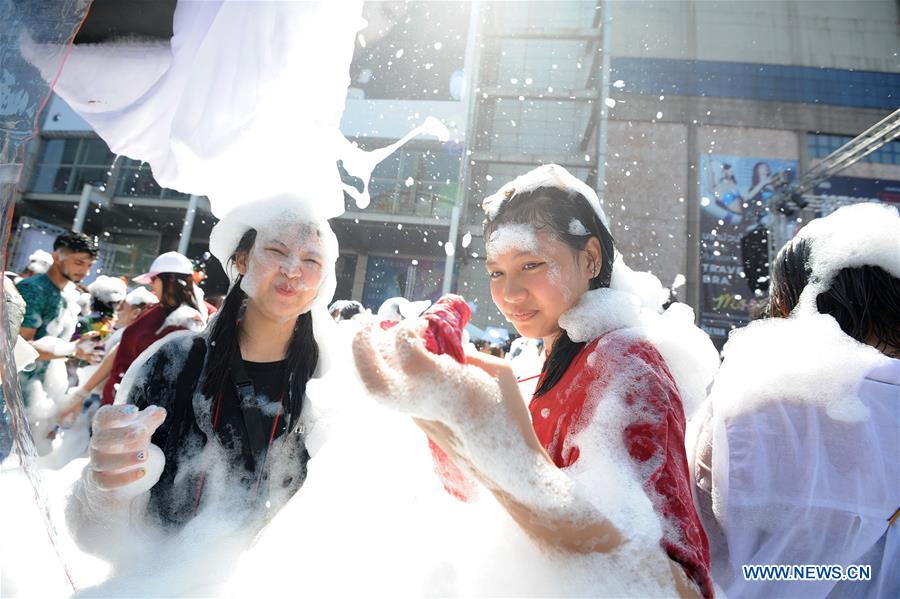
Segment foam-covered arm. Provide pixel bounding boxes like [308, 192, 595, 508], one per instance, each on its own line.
[30, 336, 77, 360]
[66, 402, 168, 562]
[65, 443, 164, 562]
[353, 323, 622, 554]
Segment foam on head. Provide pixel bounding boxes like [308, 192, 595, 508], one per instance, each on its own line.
[209, 194, 339, 313]
[88, 275, 128, 305]
[482, 164, 610, 230]
[568, 218, 590, 236]
[486, 223, 576, 305]
[793, 202, 900, 314]
[238, 223, 321, 307]
[124, 286, 159, 306]
[485, 223, 541, 261]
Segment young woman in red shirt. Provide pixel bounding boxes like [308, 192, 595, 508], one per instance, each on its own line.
[354, 164, 714, 597]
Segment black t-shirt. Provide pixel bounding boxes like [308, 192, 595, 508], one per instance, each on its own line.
[215, 359, 288, 474]
[130, 336, 309, 529]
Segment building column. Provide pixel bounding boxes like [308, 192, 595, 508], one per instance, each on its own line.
[72, 184, 94, 233]
[177, 194, 200, 255]
[685, 125, 701, 312]
[351, 254, 368, 302]
[441, 204, 461, 294]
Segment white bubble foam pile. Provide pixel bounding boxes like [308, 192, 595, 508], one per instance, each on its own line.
[794, 202, 900, 315]
[87, 276, 127, 306]
[482, 163, 611, 229]
[561, 257, 719, 418]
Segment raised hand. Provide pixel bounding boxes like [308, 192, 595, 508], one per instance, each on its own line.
[89, 404, 167, 493]
[352, 320, 622, 554]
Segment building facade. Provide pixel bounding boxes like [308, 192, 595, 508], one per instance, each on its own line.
[10, 0, 900, 345]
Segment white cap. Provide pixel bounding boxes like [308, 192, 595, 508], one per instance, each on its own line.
[132, 251, 193, 285]
[26, 249, 53, 274]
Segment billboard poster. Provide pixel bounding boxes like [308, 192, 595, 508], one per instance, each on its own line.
[698, 154, 798, 341]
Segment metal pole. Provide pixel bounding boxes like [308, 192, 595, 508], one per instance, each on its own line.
[177, 194, 200, 255]
[455, 0, 483, 223]
[442, 204, 461, 295]
[595, 0, 611, 202]
[443, 0, 482, 296]
[73, 183, 93, 233]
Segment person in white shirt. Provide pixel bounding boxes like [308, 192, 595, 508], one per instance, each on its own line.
[690, 202, 899, 598]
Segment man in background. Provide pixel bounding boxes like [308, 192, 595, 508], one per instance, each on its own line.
[17, 231, 103, 402]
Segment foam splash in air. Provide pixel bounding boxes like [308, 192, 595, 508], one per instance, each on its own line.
[341, 116, 450, 210]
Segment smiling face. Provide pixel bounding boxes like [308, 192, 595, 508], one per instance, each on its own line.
[236, 223, 325, 322]
[486, 224, 600, 344]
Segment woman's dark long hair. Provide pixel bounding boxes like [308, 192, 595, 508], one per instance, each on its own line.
[484, 186, 616, 397]
[201, 229, 319, 432]
[157, 273, 200, 314]
[768, 236, 900, 353]
[751, 161, 769, 189]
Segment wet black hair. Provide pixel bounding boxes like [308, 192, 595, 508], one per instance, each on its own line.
[91, 297, 118, 317]
[768, 237, 900, 352]
[156, 273, 200, 314]
[339, 301, 364, 321]
[202, 229, 318, 432]
[483, 186, 616, 397]
[53, 230, 99, 258]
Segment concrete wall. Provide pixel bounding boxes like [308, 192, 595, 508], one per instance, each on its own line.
[604, 121, 690, 289]
[610, 0, 899, 72]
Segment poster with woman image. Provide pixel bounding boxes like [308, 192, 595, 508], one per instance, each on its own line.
[698, 154, 797, 344]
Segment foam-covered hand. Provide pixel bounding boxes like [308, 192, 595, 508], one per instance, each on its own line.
[58, 387, 91, 426]
[353, 322, 622, 554]
[75, 333, 105, 364]
[88, 404, 167, 498]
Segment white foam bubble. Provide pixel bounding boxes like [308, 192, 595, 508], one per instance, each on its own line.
[124, 287, 159, 306]
[568, 218, 590, 236]
[87, 276, 128, 306]
[482, 164, 610, 230]
[560, 260, 718, 418]
[709, 314, 887, 423]
[794, 202, 900, 315]
[485, 223, 540, 260]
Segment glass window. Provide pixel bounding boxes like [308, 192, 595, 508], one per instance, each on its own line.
[345, 146, 459, 218]
[79, 138, 115, 165]
[611, 58, 899, 110]
[115, 158, 188, 199]
[30, 137, 112, 194]
[807, 133, 899, 165]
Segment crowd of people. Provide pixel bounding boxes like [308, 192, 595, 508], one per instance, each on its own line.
[4, 235, 216, 459]
[2, 166, 897, 598]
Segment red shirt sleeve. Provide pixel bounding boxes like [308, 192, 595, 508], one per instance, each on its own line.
[620, 341, 715, 599]
[530, 333, 714, 598]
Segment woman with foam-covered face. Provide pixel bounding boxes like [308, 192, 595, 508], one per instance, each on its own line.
[486, 223, 601, 355]
[69, 214, 333, 541]
[236, 223, 324, 327]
